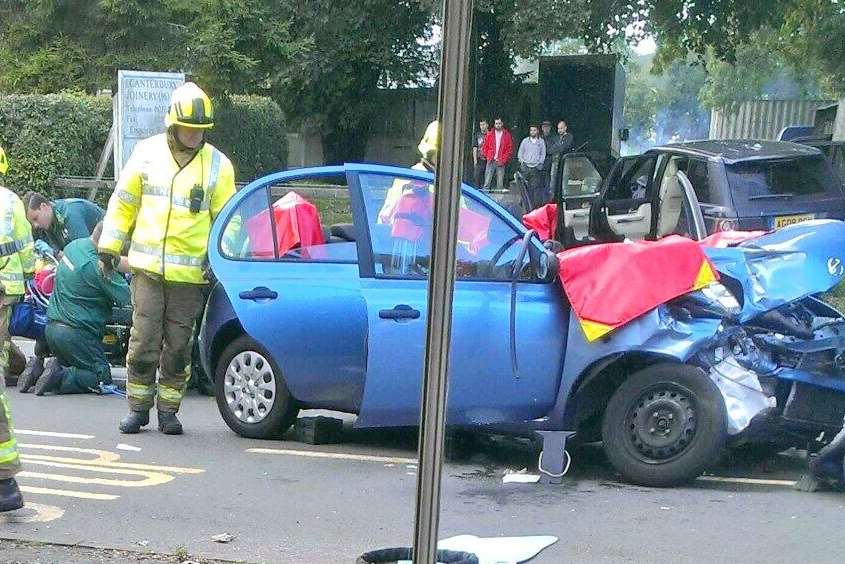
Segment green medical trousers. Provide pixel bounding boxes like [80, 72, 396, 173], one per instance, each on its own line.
[0, 298, 21, 479]
[45, 321, 112, 394]
[126, 271, 204, 413]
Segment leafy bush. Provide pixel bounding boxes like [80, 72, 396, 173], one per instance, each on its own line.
[0, 93, 286, 199]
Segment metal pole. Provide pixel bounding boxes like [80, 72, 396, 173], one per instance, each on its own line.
[412, 1, 474, 563]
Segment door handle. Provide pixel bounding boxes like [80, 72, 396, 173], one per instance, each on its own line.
[379, 305, 420, 320]
[239, 287, 278, 301]
[615, 216, 644, 224]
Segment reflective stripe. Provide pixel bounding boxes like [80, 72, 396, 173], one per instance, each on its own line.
[0, 394, 18, 466]
[130, 242, 205, 268]
[116, 189, 140, 206]
[171, 196, 209, 211]
[0, 272, 23, 282]
[61, 254, 75, 271]
[158, 384, 185, 403]
[0, 237, 31, 257]
[207, 149, 221, 195]
[104, 227, 129, 245]
[127, 383, 155, 398]
[142, 184, 170, 198]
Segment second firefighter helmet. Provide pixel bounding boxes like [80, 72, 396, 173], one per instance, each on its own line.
[418, 120, 440, 162]
[0, 145, 7, 175]
[165, 82, 214, 129]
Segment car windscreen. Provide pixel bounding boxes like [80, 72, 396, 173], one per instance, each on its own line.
[726, 155, 836, 200]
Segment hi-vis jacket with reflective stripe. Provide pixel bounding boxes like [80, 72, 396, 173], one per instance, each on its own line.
[99, 134, 235, 284]
[0, 186, 35, 296]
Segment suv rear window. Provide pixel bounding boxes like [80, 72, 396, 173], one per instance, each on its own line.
[726, 155, 835, 199]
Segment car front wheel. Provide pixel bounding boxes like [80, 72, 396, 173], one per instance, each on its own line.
[215, 335, 299, 439]
[602, 363, 727, 487]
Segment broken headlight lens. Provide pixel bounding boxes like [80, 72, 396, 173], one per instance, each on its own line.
[701, 283, 741, 316]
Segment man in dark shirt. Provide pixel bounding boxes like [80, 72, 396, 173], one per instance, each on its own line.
[23, 192, 105, 255]
[548, 120, 574, 195]
[22, 223, 130, 395]
[472, 119, 489, 188]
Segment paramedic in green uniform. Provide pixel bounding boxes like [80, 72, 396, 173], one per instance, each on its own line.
[30, 223, 130, 395]
[23, 192, 105, 254]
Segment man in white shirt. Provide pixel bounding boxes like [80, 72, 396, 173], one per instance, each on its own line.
[517, 125, 547, 207]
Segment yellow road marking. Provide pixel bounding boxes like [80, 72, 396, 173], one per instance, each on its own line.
[698, 476, 797, 487]
[247, 447, 418, 465]
[19, 444, 204, 474]
[0, 502, 65, 524]
[20, 444, 120, 463]
[19, 486, 119, 501]
[19, 462, 173, 487]
[15, 430, 95, 440]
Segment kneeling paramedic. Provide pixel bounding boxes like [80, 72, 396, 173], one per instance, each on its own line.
[29, 223, 130, 396]
[0, 145, 33, 512]
[98, 82, 235, 435]
[18, 192, 105, 392]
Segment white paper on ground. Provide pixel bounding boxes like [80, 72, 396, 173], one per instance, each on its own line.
[398, 534, 558, 564]
[116, 443, 141, 452]
[502, 473, 541, 484]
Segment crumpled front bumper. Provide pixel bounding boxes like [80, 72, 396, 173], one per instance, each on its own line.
[706, 354, 777, 435]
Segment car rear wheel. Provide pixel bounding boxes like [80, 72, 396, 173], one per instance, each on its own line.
[602, 363, 727, 487]
[215, 335, 299, 439]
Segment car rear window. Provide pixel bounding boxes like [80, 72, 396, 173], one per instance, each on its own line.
[726, 155, 835, 199]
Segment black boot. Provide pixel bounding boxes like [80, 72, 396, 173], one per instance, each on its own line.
[119, 410, 150, 434]
[34, 358, 65, 396]
[157, 410, 183, 435]
[18, 356, 44, 394]
[0, 478, 24, 512]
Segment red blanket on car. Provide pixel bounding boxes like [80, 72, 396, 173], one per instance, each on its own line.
[557, 235, 719, 341]
[522, 203, 557, 241]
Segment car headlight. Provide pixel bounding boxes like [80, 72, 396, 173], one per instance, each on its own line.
[701, 283, 741, 315]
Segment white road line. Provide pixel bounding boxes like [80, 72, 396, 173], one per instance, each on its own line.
[247, 447, 418, 465]
[698, 476, 797, 487]
[16, 430, 95, 440]
[18, 485, 119, 501]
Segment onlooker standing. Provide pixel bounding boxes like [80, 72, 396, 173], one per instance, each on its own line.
[472, 119, 489, 188]
[517, 125, 547, 207]
[541, 120, 554, 193]
[481, 117, 514, 191]
[548, 120, 574, 195]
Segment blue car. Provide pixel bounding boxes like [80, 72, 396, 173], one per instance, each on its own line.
[200, 163, 845, 487]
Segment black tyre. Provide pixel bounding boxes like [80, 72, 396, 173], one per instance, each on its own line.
[602, 363, 727, 487]
[215, 335, 299, 439]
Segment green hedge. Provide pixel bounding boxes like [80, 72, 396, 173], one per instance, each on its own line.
[0, 93, 287, 200]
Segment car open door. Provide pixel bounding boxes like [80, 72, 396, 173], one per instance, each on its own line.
[589, 153, 660, 242]
[349, 165, 568, 428]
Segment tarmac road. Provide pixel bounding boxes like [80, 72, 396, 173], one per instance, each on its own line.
[2, 386, 845, 564]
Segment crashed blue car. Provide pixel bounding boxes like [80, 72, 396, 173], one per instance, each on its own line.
[199, 163, 845, 487]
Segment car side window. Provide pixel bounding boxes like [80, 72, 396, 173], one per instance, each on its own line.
[220, 187, 276, 260]
[685, 159, 711, 203]
[219, 179, 358, 263]
[359, 173, 528, 281]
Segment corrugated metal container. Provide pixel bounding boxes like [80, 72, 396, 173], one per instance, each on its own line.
[709, 99, 833, 140]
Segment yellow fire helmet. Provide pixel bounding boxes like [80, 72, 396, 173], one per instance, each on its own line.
[164, 82, 214, 129]
[418, 120, 440, 161]
[0, 145, 8, 175]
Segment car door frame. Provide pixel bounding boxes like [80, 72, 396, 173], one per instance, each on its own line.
[588, 153, 661, 242]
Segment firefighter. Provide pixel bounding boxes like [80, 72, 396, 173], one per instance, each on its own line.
[98, 82, 235, 435]
[0, 145, 33, 511]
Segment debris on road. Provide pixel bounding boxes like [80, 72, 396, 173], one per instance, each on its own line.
[294, 416, 343, 445]
[502, 468, 541, 484]
[210, 533, 235, 544]
[117, 443, 142, 452]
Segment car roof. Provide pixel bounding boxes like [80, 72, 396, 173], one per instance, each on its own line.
[649, 139, 822, 164]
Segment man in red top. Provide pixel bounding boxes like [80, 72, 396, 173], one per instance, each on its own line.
[481, 117, 513, 191]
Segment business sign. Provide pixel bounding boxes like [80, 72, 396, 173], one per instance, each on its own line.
[114, 70, 184, 176]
